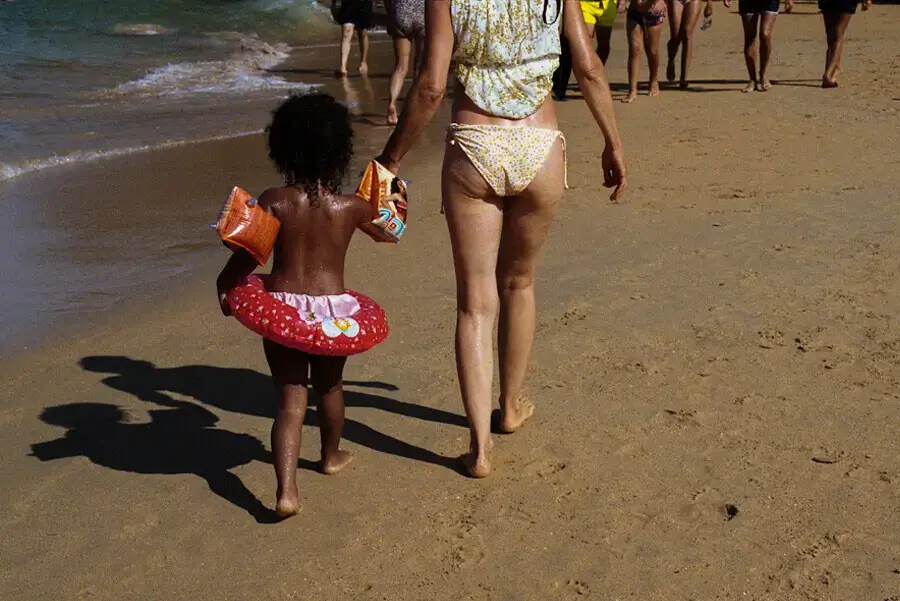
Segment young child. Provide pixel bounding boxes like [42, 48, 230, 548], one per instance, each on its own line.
[216, 93, 374, 519]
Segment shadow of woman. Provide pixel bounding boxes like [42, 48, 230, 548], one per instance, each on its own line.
[77, 355, 464, 470]
[30, 401, 279, 523]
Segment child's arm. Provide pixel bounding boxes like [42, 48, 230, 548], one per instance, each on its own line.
[216, 188, 280, 315]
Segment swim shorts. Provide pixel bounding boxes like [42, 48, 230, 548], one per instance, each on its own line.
[627, 6, 665, 27]
[739, 0, 780, 13]
[817, 0, 858, 13]
[335, 0, 373, 29]
[580, 0, 619, 27]
[389, 0, 425, 38]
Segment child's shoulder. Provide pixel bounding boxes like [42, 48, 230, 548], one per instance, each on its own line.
[256, 186, 297, 211]
[329, 193, 372, 222]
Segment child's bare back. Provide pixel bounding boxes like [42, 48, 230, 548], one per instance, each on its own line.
[259, 186, 370, 297]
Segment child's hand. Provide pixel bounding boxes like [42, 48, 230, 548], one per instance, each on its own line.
[218, 290, 232, 316]
[704, 0, 713, 18]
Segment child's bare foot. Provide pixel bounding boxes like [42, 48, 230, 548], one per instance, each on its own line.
[358, 62, 368, 76]
[742, 81, 756, 93]
[649, 81, 661, 97]
[275, 486, 300, 519]
[320, 449, 353, 475]
[499, 397, 535, 434]
[622, 90, 638, 103]
[386, 104, 398, 126]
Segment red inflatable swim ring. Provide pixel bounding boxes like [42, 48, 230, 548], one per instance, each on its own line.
[226, 275, 388, 356]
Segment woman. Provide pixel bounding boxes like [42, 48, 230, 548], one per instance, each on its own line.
[376, 0, 627, 477]
[819, 0, 870, 88]
[384, 0, 426, 125]
[665, 0, 711, 88]
[624, 0, 666, 103]
[738, 0, 781, 92]
[332, 0, 373, 76]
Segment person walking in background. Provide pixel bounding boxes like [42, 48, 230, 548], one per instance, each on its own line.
[552, 0, 619, 100]
[819, 0, 870, 87]
[624, 0, 666, 102]
[385, 0, 426, 125]
[332, 0, 373, 76]
[738, 0, 781, 92]
[665, 0, 712, 89]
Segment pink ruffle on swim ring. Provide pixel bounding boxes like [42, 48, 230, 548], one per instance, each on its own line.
[226, 275, 389, 356]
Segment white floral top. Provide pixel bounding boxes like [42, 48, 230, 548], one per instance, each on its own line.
[451, 0, 562, 119]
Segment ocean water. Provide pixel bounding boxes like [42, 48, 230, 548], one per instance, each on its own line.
[0, 0, 342, 180]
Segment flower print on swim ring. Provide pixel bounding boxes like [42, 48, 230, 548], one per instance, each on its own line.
[225, 275, 388, 356]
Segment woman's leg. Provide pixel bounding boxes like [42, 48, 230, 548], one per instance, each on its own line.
[822, 11, 851, 87]
[387, 36, 412, 125]
[442, 143, 503, 477]
[309, 355, 353, 475]
[666, 0, 684, 82]
[678, 0, 704, 88]
[339, 23, 355, 76]
[741, 13, 761, 91]
[497, 138, 566, 433]
[263, 340, 310, 518]
[645, 22, 663, 96]
[357, 28, 370, 74]
[624, 19, 644, 103]
[758, 12, 777, 90]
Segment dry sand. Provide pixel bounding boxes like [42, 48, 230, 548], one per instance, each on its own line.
[1, 6, 899, 601]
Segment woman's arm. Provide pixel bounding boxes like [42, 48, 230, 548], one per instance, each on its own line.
[563, 0, 627, 200]
[376, 0, 455, 173]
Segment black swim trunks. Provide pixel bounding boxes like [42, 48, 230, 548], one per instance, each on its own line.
[738, 0, 780, 14]
[818, 0, 858, 13]
[334, 0, 373, 29]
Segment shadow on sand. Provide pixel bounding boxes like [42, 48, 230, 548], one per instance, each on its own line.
[30, 356, 465, 522]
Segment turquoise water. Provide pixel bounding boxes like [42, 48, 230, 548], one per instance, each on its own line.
[0, 0, 339, 179]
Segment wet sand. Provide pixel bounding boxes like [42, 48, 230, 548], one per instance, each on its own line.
[2, 6, 899, 601]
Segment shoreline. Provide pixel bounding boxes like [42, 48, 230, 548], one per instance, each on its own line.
[2, 8, 899, 601]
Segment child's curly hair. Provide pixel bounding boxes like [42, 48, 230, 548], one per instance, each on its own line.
[266, 92, 353, 193]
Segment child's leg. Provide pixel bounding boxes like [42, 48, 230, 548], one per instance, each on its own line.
[624, 19, 643, 103]
[309, 355, 353, 475]
[645, 22, 663, 96]
[263, 339, 310, 518]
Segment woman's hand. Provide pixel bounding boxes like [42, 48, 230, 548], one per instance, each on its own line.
[602, 145, 627, 202]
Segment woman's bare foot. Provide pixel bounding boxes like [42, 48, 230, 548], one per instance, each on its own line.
[359, 62, 369, 76]
[822, 73, 839, 88]
[742, 81, 756, 93]
[275, 486, 300, 519]
[336, 68, 348, 78]
[679, 79, 689, 90]
[320, 449, 354, 475]
[499, 397, 535, 433]
[622, 90, 638, 103]
[757, 79, 772, 91]
[649, 81, 661, 97]
[461, 452, 491, 478]
[666, 45, 677, 82]
[386, 104, 398, 126]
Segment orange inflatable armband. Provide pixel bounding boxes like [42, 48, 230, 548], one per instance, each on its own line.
[215, 186, 281, 264]
[356, 160, 408, 243]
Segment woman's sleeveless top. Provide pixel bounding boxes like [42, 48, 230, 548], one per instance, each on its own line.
[450, 0, 561, 119]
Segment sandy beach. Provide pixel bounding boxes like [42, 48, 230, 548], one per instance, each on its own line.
[1, 5, 899, 600]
